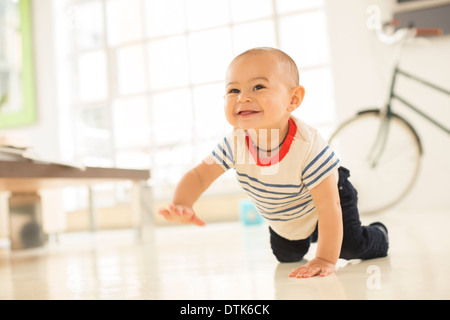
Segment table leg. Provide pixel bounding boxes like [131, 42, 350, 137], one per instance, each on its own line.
[132, 181, 154, 242]
[0, 192, 11, 241]
[88, 186, 97, 233]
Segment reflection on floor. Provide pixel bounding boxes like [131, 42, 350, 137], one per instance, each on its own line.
[0, 209, 449, 300]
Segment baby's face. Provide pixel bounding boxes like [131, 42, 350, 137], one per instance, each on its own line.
[224, 53, 295, 132]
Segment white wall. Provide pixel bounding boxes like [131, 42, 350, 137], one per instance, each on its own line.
[5, 0, 75, 163]
[4, 0, 60, 158]
[325, 0, 450, 211]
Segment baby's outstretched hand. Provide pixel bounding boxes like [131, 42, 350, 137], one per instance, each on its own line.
[158, 204, 206, 226]
[289, 257, 335, 278]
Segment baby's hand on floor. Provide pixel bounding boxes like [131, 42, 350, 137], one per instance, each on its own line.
[289, 257, 335, 278]
[158, 203, 206, 226]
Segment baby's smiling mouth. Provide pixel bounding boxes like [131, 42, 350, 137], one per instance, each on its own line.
[238, 110, 260, 117]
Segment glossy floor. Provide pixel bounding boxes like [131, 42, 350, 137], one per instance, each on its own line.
[1, 209, 449, 300]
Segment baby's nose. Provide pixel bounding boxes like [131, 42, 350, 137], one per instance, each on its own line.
[237, 92, 252, 103]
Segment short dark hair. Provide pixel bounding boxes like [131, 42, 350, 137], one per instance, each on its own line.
[232, 47, 300, 86]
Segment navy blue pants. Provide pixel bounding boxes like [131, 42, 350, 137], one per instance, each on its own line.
[270, 167, 389, 262]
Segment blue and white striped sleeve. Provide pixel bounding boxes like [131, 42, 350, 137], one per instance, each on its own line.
[211, 132, 235, 171]
[302, 132, 340, 190]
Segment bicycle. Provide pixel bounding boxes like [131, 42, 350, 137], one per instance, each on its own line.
[328, 19, 450, 215]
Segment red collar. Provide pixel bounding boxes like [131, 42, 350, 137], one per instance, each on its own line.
[245, 118, 296, 167]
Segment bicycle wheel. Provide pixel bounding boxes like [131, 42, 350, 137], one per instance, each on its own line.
[328, 109, 422, 214]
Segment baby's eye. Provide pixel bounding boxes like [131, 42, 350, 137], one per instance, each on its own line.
[228, 88, 240, 94]
[253, 84, 265, 91]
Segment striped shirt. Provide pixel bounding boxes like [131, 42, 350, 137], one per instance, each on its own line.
[212, 116, 340, 240]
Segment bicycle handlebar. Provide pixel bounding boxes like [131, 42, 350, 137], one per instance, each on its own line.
[374, 25, 443, 45]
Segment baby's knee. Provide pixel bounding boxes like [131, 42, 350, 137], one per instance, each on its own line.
[272, 250, 305, 263]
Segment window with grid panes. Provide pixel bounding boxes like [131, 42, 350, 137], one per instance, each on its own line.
[58, 0, 335, 205]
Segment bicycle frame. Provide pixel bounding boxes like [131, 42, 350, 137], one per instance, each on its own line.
[365, 66, 450, 167]
[386, 66, 450, 135]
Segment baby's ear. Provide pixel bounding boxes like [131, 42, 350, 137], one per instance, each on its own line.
[288, 85, 305, 112]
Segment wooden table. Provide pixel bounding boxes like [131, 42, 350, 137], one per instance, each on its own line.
[0, 160, 150, 191]
[0, 160, 151, 248]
